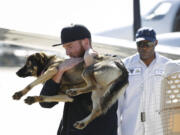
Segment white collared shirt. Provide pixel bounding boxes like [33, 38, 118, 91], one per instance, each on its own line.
[117, 53, 170, 135]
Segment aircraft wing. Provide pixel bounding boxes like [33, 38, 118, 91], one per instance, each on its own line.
[0, 28, 179, 60]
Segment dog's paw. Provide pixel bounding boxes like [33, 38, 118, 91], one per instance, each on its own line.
[66, 90, 78, 97]
[12, 91, 23, 100]
[24, 96, 37, 105]
[73, 121, 86, 130]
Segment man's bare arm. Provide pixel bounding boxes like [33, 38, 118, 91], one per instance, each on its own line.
[53, 57, 83, 83]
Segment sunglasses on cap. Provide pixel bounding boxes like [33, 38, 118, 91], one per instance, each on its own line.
[136, 41, 155, 48]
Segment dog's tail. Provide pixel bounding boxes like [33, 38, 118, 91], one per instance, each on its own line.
[100, 61, 128, 113]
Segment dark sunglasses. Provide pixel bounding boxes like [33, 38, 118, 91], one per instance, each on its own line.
[136, 41, 155, 48]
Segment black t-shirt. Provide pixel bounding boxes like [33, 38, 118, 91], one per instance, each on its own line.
[40, 79, 118, 135]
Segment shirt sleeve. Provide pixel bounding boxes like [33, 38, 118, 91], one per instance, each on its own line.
[39, 79, 59, 108]
[117, 87, 126, 135]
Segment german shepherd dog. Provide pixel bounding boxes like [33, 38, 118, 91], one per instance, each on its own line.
[12, 52, 128, 129]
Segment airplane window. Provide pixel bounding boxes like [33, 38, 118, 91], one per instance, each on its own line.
[154, 2, 171, 16]
[145, 2, 172, 20]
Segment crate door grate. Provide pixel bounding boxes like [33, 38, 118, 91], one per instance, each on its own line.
[161, 72, 180, 135]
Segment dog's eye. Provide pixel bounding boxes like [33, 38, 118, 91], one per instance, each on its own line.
[25, 61, 32, 68]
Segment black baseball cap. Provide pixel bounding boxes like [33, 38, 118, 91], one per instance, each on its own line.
[136, 27, 157, 42]
[52, 24, 91, 47]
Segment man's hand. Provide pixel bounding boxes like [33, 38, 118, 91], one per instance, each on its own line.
[52, 57, 83, 83]
[84, 48, 98, 67]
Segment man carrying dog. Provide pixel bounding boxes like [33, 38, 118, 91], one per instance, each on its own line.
[39, 24, 118, 135]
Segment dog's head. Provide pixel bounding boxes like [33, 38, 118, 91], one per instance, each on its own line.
[16, 52, 49, 78]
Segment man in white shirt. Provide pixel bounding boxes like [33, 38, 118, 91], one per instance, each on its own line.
[117, 27, 171, 135]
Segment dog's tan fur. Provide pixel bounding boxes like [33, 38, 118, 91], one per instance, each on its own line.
[12, 52, 128, 129]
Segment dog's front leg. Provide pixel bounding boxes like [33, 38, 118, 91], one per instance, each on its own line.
[24, 94, 74, 105]
[12, 68, 58, 100]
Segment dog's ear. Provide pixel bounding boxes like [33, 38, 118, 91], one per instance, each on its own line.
[34, 52, 45, 58]
[34, 52, 48, 65]
[39, 52, 47, 59]
[34, 53, 42, 61]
